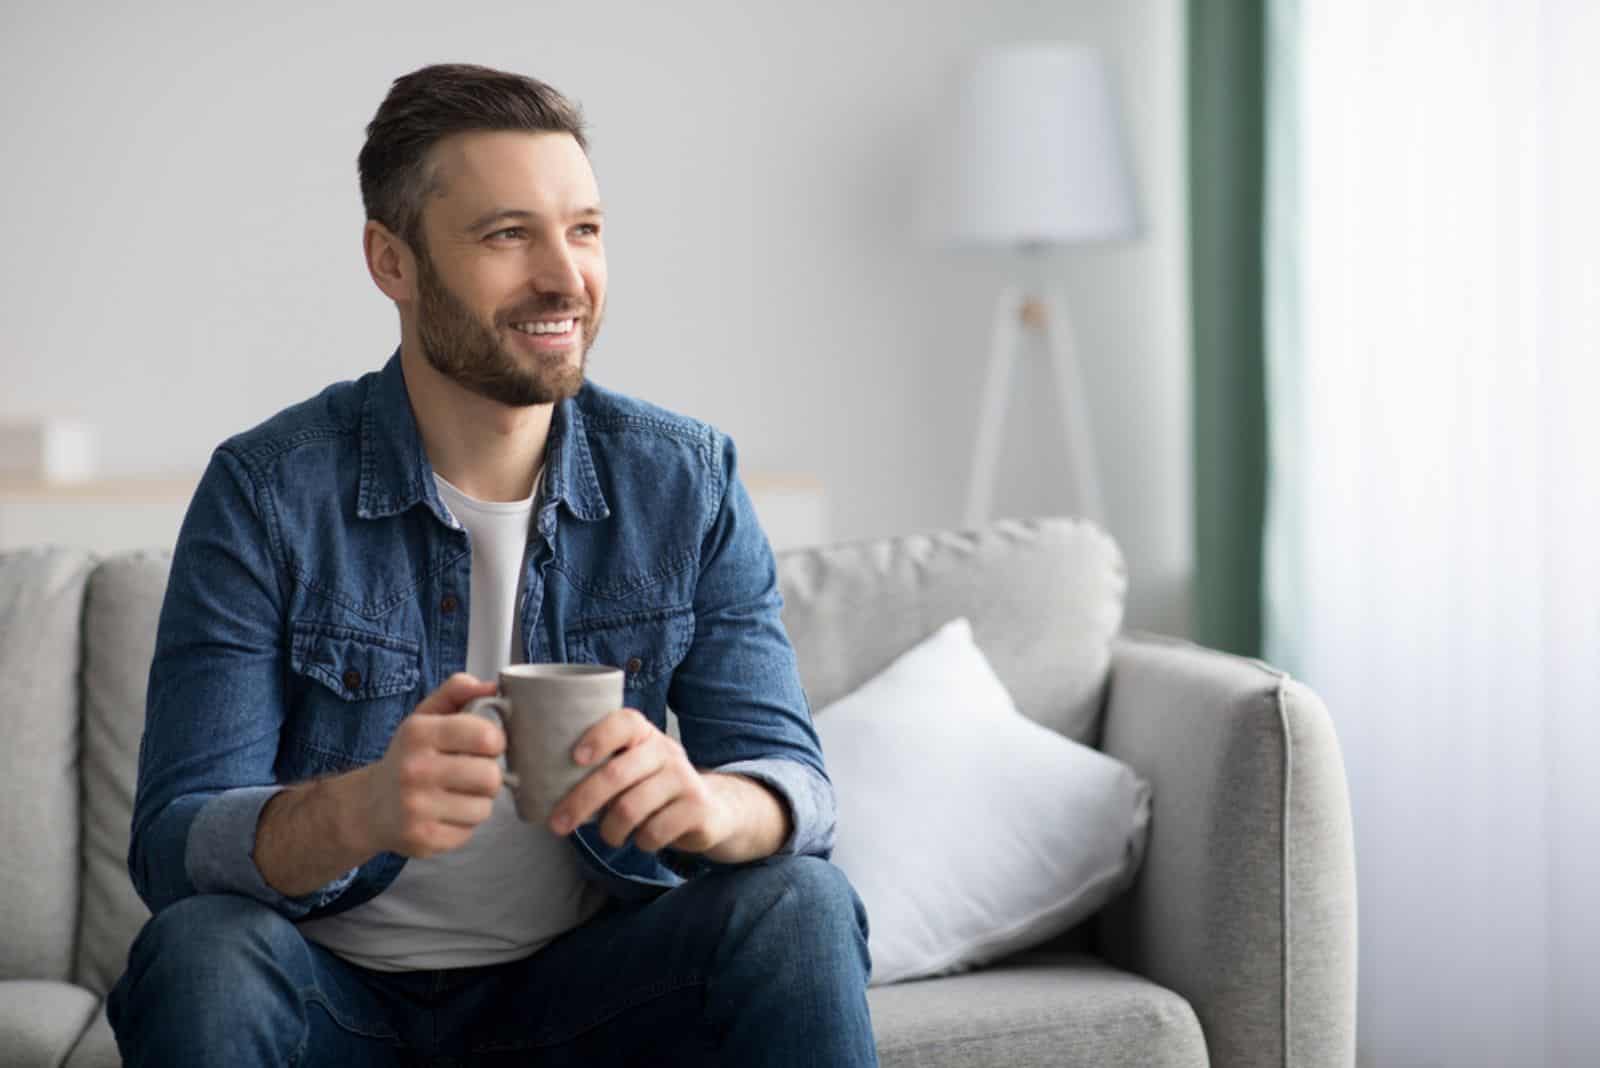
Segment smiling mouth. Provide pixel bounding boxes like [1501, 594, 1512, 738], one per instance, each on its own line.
[505, 317, 582, 351]
[508, 317, 577, 336]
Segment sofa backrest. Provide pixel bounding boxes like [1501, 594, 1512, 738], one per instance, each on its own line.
[75, 553, 170, 996]
[774, 517, 1126, 745]
[0, 515, 1126, 997]
[0, 548, 95, 984]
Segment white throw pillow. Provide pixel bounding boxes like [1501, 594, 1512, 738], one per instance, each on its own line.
[817, 617, 1151, 987]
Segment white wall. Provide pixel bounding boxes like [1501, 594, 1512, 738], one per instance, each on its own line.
[1, 0, 1191, 635]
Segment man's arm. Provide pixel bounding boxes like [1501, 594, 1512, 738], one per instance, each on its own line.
[132, 447, 339, 917]
[532, 431, 827, 870]
[664, 430, 836, 861]
[253, 773, 374, 898]
[702, 771, 793, 863]
[253, 674, 508, 896]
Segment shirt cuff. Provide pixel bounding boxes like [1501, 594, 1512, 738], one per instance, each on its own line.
[711, 757, 836, 859]
[185, 786, 357, 919]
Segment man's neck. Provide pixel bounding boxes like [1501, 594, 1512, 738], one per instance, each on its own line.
[399, 345, 553, 503]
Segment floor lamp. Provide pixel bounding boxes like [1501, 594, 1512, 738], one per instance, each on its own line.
[929, 44, 1139, 530]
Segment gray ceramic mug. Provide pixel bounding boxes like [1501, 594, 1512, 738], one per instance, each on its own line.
[463, 663, 625, 826]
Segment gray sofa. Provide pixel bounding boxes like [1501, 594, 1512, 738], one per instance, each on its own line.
[0, 517, 1357, 1067]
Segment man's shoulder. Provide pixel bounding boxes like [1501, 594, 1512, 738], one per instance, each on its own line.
[574, 380, 725, 457]
[216, 371, 372, 470]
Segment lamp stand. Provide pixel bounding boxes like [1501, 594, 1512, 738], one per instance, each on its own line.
[963, 284, 1106, 529]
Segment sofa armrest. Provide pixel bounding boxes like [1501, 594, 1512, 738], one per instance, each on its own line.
[1094, 632, 1357, 1068]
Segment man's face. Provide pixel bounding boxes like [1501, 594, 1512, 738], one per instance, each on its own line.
[409, 130, 606, 407]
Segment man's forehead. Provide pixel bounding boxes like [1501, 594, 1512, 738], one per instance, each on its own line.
[428, 130, 598, 220]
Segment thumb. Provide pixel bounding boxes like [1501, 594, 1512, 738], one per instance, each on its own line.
[416, 672, 499, 716]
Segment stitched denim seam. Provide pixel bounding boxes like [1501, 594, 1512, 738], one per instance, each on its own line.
[569, 607, 695, 683]
[293, 661, 419, 702]
[547, 548, 697, 599]
[299, 987, 403, 1044]
[220, 446, 293, 608]
[290, 620, 422, 655]
[564, 603, 695, 635]
[234, 424, 352, 466]
[699, 431, 728, 549]
[287, 544, 470, 617]
[579, 411, 710, 444]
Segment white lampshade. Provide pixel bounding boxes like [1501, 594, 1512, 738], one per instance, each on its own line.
[925, 43, 1139, 248]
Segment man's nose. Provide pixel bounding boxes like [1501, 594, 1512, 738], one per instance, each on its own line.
[530, 242, 585, 296]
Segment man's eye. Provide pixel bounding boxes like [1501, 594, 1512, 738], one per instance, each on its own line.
[489, 227, 525, 240]
[575, 223, 600, 237]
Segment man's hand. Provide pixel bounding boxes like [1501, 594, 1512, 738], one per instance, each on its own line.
[547, 707, 749, 857]
[354, 673, 507, 859]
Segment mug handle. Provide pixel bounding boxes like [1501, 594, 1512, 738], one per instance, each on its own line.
[462, 695, 521, 790]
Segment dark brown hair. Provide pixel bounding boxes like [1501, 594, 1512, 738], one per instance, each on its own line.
[358, 63, 589, 256]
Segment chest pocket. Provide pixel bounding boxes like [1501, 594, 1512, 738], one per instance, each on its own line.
[566, 605, 695, 717]
[288, 621, 421, 770]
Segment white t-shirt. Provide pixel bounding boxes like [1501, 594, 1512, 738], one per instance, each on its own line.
[296, 467, 608, 971]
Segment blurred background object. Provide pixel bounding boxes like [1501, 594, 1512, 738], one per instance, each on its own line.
[920, 42, 1140, 530]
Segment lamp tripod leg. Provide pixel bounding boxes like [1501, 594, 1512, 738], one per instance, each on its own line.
[1041, 292, 1106, 525]
[964, 286, 1022, 530]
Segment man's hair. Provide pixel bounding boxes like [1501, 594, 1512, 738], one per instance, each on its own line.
[358, 63, 589, 256]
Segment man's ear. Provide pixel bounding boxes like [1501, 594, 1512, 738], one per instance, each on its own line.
[363, 220, 415, 303]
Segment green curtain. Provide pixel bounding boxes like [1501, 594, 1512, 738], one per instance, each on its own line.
[1188, 0, 1268, 657]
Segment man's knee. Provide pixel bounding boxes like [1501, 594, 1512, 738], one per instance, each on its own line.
[729, 856, 871, 965]
[115, 894, 306, 1017]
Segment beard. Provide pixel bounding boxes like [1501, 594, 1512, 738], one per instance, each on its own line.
[414, 247, 602, 407]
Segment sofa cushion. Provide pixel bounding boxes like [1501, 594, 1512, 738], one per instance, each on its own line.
[0, 979, 101, 1068]
[0, 548, 95, 983]
[867, 952, 1206, 1068]
[776, 517, 1125, 746]
[74, 553, 168, 997]
[64, 1004, 118, 1068]
[818, 618, 1150, 986]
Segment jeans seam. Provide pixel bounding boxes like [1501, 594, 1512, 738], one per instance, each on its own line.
[301, 987, 403, 1043]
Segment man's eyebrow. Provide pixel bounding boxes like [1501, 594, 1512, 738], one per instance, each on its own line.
[463, 205, 606, 233]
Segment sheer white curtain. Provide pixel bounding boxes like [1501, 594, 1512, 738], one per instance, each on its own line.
[1264, 2, 1600, 1066]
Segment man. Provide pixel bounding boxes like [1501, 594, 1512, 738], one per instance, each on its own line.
[108, 63, 877, 1067]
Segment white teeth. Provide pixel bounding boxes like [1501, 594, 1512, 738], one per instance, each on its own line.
[512, 319, 574, 335]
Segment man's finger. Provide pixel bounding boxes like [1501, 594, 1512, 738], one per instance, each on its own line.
[435, 753, 505, 796]
[571, 707, 649, 767]
[552, 740, 664, 834]
[414, 673, 498, 717]
[597, 772, 680, 849]
[430, 713, 506, 758]
[634, 797, 703, 854]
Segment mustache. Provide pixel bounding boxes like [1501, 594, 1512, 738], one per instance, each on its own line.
[502, 300, 588, 322]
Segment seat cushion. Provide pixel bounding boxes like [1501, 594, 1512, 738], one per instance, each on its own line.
[0, 979, 101, 1068]
[64, 1004, 118, 1068]
[776, 517, 1126, 746]
[867, 952, 1206, 1068]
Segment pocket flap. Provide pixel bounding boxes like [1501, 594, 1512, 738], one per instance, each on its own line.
[290, 621, 421, 701]
[567, 606, 695, 687]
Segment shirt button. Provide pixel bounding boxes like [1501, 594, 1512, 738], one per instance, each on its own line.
[342, 669, 362, 691]
[625, 656, 643, 674]
[441, 594, 459, 615]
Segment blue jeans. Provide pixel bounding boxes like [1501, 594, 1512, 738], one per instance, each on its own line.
[108, 855, 877, 1067]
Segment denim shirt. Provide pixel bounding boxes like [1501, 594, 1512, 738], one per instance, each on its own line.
[129, 351, 835, 920]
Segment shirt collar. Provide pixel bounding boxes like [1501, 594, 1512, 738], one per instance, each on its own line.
[357, 349, 610, 527]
